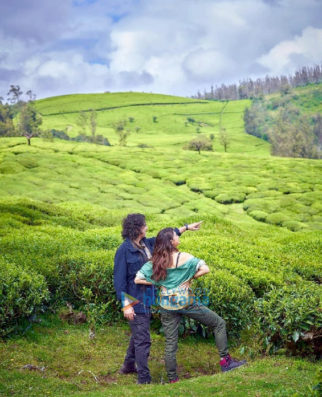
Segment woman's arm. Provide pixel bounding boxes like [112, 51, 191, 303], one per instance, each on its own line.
[193, 263, 210, 279]
[134, 277, 153, 285]
[134, 269, 153, 285]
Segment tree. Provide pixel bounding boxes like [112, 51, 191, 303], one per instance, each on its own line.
[185, 135, 213, 154]
[219, 127, 230, 152]
[0, 103, 16, 137]
[76, 111, 88, 135]
[26, 90, 36, 102]
[112, 120, 131, 146]
[18, 102, 42, 145]
[89, 109, 97, 142]
[7, 85, 23, 104]
[269, 110, 318, 159]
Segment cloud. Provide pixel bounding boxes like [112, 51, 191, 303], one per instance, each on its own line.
[0, 0, 321, 99]
[257, 27, 322, 75]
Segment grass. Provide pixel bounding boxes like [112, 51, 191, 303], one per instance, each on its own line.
[0, 315, 320, 397]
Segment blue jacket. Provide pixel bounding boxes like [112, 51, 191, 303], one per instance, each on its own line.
[113, 229, 181, 314]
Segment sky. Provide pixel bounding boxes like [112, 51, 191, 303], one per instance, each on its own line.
[0, 0, 322, 100]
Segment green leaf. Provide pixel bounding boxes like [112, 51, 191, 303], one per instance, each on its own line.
[292, 330, 300, 343]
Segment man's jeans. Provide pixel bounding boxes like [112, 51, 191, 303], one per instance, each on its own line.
[124, 313, 151, 383]
[161, 302, 229, 381]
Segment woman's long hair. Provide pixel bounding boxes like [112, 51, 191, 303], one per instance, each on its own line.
[152, 227, 178, 281]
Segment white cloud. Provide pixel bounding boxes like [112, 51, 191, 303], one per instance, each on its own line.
[257, 27, 322, 75]
[0, 0, 321, 99]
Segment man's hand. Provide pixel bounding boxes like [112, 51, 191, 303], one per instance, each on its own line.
[123, 306, 136, 321]
[179, 221, 203, 235]
[188, 221, 203, 231]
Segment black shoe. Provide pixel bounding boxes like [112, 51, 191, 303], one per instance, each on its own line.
[119, 365, 137, 375]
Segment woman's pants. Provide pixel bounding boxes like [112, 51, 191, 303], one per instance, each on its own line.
[124, 313, 151, 383]
[161, 302, 228, 381]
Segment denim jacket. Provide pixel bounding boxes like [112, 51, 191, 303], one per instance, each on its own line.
[113, 228, 181, 314]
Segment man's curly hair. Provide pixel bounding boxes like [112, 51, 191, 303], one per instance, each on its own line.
[122, 213, 146, 240]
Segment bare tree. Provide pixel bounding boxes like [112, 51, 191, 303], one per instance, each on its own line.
[89, 109, 97, 142]
[26, 90, 36, 102]
[7, 85, 23, 104]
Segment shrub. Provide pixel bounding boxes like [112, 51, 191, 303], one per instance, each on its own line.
[55, 250, 122, 323]
[255, 284, 322, 356]
[0, 161, 24, 174]
[215, 192, 246, 204]
[282, 220, 306, 232]
[0, 260, 49, 337]
[249, 210, 267, 222]
[200, 270, 255, 336]
[266, 212, 289, 226]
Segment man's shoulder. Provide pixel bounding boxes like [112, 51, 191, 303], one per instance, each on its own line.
[115, 240, 128, 255]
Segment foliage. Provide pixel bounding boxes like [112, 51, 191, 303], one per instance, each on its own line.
[244, 86, 322, 159]
[201, 270, 255, 336]
[185, 135, 213, 154]
[112, 119, 130, 146]
[0, 103, 16, 137]
[0, 259, 49, 337]
[255, 284, 322, 356]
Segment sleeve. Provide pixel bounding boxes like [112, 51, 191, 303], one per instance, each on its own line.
[196, 259, 206, 271]
[145, 236, 156, 247]
[113, 246, 128, 302]
[135, 270, 146, 280]
[174, 227, 181, 236]
[137, 261, 154, 284]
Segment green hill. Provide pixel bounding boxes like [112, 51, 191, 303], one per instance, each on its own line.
[35, 92, 268, 154]
[0, 89, 321, 396]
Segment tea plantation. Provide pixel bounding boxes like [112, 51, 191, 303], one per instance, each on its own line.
[0, 89, 321, 396]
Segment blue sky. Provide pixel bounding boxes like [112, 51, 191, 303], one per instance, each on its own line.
[0, 0, 321, 99]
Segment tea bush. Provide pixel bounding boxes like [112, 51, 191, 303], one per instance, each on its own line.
[215, 192, 246, 204]
[200, 270, 255, 336]
[0, 260, 49, 337]
[255, 283, 322, 355]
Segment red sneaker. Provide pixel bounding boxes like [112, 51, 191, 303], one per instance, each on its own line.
[169, 377, 179, 383]
[220, 354, 246, 372]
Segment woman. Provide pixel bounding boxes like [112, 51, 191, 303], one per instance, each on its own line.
[134, 227, 246, 383]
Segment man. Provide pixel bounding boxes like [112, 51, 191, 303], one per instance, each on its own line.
[113, 213, 201, 384]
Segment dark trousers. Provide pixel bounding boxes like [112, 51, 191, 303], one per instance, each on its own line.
[161, 302, 229, 381]
[124, 313, 151, 383]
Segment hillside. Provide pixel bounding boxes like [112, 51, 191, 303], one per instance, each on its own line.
[35, 92, 269, 155]
[0, 90, 321, 396]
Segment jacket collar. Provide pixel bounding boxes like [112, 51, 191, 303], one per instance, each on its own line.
[124, 238, 147, 252]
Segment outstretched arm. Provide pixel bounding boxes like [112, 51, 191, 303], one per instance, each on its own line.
[178, 221, 203, 235]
